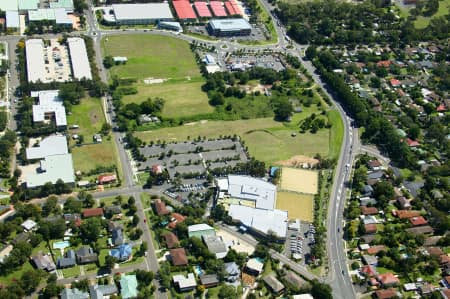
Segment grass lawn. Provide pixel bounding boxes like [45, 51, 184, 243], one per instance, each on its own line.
[122, 81, 213, 118]
[71, 140, 117, 174]
[136, 111, 331, 164]
[68, 98, 120, 176]
[414, 0, 450, 29]
[101, 34, 201, 80]
[276, 191, 314, 222]
[0, 241, 49, 285]
[328, 109, 344, 160]
[67, 97, 105, 137]
[62, 265, 81, 278]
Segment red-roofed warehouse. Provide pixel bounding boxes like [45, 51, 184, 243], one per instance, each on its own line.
[194, 2, 212, 17]
[173, 1, 197, 21]
[210, 1, 227, 17]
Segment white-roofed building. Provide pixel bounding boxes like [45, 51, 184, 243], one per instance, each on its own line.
[228, 204, 288, 239]
[292, 295, 314, 299]
[24, 153, 75, 188]
[245, 258, 264, 275]
[25, 39, 46, 83]
[188, 223, 216, 239]
[21, 219, 38, 231]
[32, 90, 67, 128]
[112, 3, 174, 25]
[172, 273, 197, 292]
[26, 135, 68, 160]
[6, 11, 20, 29]
[67, 37, 92, 80]
[225, 175, 277, 210]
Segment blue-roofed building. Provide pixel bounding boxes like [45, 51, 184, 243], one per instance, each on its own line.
[18, 0, 39, 11]
[110, 243, 132, 261]
[207, 18, 251, 37]
[0, 0, 18, 12]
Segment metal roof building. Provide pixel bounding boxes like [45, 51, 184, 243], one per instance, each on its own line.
[0, 0, 18, 11]
[67, 37, 92, 80]
[49, 0, 74, 11]
[228, 204, 288, 239]
[18, 0, 39, 11]
[25, 153, 75, 188]
[172, 1, 197, 21]
[26, 135, 68, 160]
[32, 90, 67, 127]
[227, 175, 277, 210]
[207, 18, 251, 36]
[193, 2, 211, 18]
[6, 10, 20, 29]
[112, 3, 173, 25]
[25, 39, 46, 83]
[209, 1, 227, 17]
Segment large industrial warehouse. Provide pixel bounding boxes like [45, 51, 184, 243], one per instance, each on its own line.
[67, 37, 92, 80]
[25, 39, 47, 83]
[112, 3, 174, 25]
[207, 18, 251, 37]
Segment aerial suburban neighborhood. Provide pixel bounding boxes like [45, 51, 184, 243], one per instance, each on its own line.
[0, 0, 448, 298]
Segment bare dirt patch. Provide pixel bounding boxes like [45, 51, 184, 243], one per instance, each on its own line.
[275, 155, 319, 168]
[280, 167, 318, 194]
[89, 111, 100, 125]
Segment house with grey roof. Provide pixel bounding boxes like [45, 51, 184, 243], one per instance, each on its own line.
[89, 284, 118, 299]
[224, 262, 240, 282]
[76, 247, 98, 264]
[111, 227, 124, 246]
[57, 249, 76, 268]
[202, 235, 228, 259]
[60, 287, 89, 299]
[263, 273, 285, 294]
[31, 253, 56, 271]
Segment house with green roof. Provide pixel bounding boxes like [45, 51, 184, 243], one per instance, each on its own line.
[120, 275, 138, 299]
[18, 0, 39, 11]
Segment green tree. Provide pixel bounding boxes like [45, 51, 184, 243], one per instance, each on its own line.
[20, 269, 41, 295]
[80, 217, 103, 243]
[311, 280, 332, 299]
[103, 55, 114, 69]
[218, 285, 237, 299]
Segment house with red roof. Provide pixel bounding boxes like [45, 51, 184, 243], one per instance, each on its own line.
[364, 224, 377, 234]
[360, 265, 378, 277]
[361, 206, 379, 216]
[168, 213, 186, 229]
[367, 245, 387, 255]
[153, 199, 169, 216]
[437, 104, 447, 112]
[98, 174, 117, 185]
[390, 78, 401, 87]
[393, 210, 421, 219]
[376, 60, 392, 68]
[406, 138, 420, 147]
[374, 288, 398, 299]
[82, 208, 104, 218]
[377, 273, 400, 287]
[409, 216, 428, 226]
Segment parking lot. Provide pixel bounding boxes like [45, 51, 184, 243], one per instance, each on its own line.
[226, 53, 285, 72]
[43, 39, 72, 82]
[137, 138, 248, 200]
[284, 222, 315, 265]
